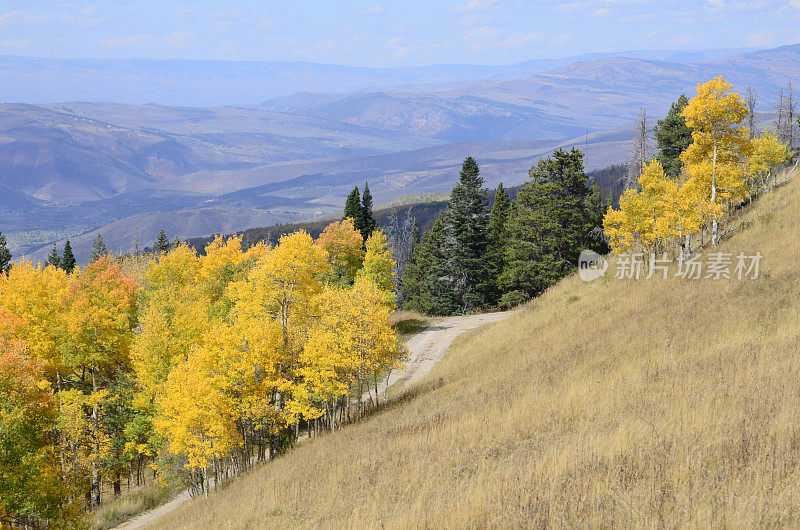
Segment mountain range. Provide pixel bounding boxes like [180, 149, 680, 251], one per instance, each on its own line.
[1, 44, 798, 262]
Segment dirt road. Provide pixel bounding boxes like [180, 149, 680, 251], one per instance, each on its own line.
[113, 310, 513, 530]
[373, 310, 514, 399]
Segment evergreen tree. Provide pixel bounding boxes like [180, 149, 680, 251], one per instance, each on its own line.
[401, 213, 455, 314]
[654, 94, 693, 177]
[410, 220, 420, 253]
[0, 231, 11, 275]
[486, 183, 511, 305]
[500, 148, 598, 305]
[90, 234, 108, 262]
[62, 240, 76, 273]
[343, 186, 364, 231]
[440, 157, 491, 313]
[360, 182, 376, 242]
[46, 244, 62, 269]
[154, 229, 170, 254]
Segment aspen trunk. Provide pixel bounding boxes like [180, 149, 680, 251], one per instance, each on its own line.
[711, 141, 718, 246]
[91, 367, 101, 508]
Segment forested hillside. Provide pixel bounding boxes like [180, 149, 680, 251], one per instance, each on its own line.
[153, 91, 800, 529]
[0, 74, 796, 528]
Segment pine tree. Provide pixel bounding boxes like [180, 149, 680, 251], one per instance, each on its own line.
[654, 94, 693, 178]
[89, 234, 108, 263]
[62, 240, 76, 274]
[46, 244, 62, 269]
[440, 157, 490, 313]
[360, 183, 376, 242]
[343, 186, 364, 232]
[401, 213, 454, 314]
[0, 231, 11, 275]
[154, 229, 170, 254]
[486, 183, 511, 305]
[501, 148, 597, 305]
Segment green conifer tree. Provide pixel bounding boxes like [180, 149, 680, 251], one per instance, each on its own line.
[486, 183, 511, 305]
[401, 213, 453, 314]
[0, 231, 11, 275]
[343, 186, 363, 231]
[500, 148, 596, 305]
[154, 229, 170, 254]
[654, 94, 693, 177]
[440, 157, 490, 313]
[46, 244, 62, 269]
[89, 234, 108, 263]
[61, 240, 76, 273]
[360, 182, 376, 242]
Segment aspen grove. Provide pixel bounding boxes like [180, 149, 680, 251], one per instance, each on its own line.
[604, 77, 791, 255]
[0, 221, 406, 526]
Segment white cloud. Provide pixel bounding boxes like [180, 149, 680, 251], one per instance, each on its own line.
[450, 0, 503, 13]
[502, 32, 541, 49]
[0, 38, 34, 49]
[102, 31, 194, 50]
[355, 5, 385, 15]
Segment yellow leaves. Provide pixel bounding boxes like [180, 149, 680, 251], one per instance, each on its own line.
[748, 131, 789, 190]
[301, 278, 406, 411]
[0, 259, 69, 371]
[680, 76, 752, 216]
[358, 229, 396, 305]
[603, 160, 697, 253]
[154, 359, 240, 470]
[63, 255, 138, 371]
[317, 219, 363, 286]
[682, 77, 748, 142]
[230, 231, 327, 328]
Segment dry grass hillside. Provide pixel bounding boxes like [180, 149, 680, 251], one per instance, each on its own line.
[155, 173, 800, 528]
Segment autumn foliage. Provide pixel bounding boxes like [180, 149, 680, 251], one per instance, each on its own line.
[604, 77, 789, 254]
[0, 223, 404, 525]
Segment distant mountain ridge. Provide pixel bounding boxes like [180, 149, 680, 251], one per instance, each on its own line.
[3, 44, 798, 263]
[0, 48, 755, 107]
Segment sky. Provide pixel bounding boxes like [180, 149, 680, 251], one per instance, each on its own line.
[0, 0, 799, 66]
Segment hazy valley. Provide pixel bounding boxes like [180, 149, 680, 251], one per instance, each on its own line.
[2, 44, 799, 261]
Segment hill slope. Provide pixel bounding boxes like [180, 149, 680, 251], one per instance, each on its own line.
[155, 171, 800, 527]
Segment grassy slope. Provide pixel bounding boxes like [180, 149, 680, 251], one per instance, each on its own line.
[156, 175, 800, 528]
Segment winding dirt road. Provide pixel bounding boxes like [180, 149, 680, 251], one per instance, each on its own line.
[113, 310, 513, 530]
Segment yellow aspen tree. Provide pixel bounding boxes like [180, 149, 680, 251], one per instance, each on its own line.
[303, 278, 406, 420]
[0, 260, 69, 375]
[0, 341, 66, 526]
[227, 231, 329, 455]
[133, 244, 206, 398]
[747, 131, 789, 195]
[197, 235, 261, 316]
[153, 357, 240, 496]
[604, 160, 673, 254]
[62, 256, 138, 508]
[357, 228, 397, 307]
[316, 218, 364, 286]
[681, 77, 751, 246]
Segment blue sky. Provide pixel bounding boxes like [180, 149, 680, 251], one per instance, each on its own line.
[1, 1, 799, 66]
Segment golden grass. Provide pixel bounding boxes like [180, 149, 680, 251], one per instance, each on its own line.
[92, 483, 172, 530]
[155, 176, 800, 528]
